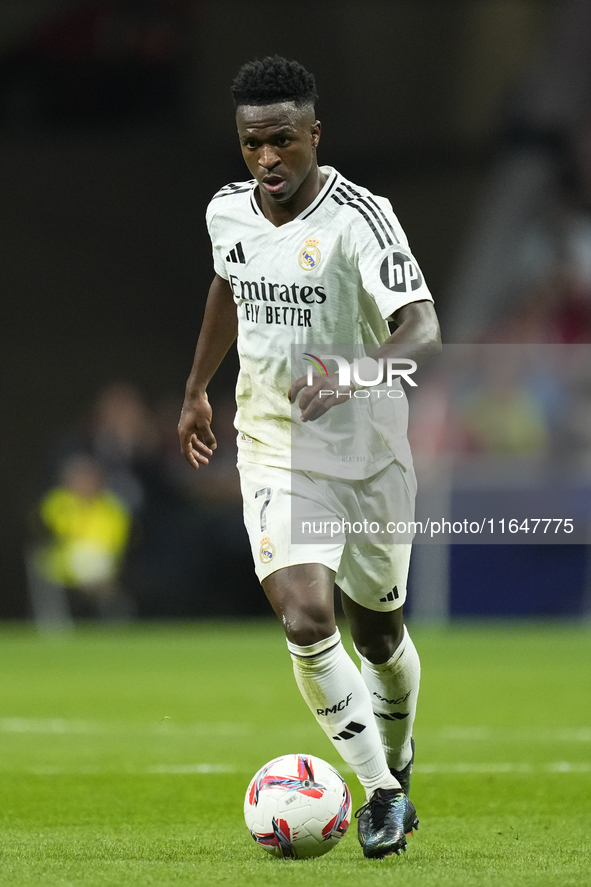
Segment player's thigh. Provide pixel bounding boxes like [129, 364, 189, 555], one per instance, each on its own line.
[335, 460, 414, 612]
[337, 541, 412, 613]
[238, 459, 343, 577]
[238, 459, 343, 642]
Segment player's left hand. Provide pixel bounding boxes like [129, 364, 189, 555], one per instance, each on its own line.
[289, 373, 355, 422]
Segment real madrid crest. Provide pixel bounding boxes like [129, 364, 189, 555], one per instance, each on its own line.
[259, 535, 276, 564]
[298, 237, 321, 271]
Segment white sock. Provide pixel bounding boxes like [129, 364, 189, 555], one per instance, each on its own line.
[287, 629, 400, 798]
[357, 626, 420, 771]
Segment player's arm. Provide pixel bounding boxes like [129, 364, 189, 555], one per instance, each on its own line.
[376, 298, 441, 365]
[178, 274, 237, 469]
[293, 300, 441, 422]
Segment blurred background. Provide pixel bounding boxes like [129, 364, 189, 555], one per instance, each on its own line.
[2, 0, 591, 626]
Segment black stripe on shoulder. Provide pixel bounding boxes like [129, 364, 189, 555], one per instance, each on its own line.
[226, 179, 256, 191]
[340, 182, 399, 241]
[364, 193, 400, 243]
[300, 173, 339, 220]
[212, 187, 253, 200]
[333, 192, 386, 249]
[357, 195, 394, 246]
[348, 202, 386, 248]
[340, 183, 398, 245]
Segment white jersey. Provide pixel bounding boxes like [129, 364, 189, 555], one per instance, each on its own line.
[206, 166, 433, 479]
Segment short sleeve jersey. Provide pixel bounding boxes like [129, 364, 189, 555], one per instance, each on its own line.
[206, 166, 433, 479]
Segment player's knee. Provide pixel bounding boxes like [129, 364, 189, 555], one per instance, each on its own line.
[346, 601, 405, 663]
[282, 608, 336, 647]
[355, 627, 404, 664]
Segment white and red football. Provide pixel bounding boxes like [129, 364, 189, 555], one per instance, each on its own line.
[244, 753, 351, 859]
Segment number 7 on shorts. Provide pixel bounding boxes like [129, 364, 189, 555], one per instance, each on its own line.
[255, 487, 273, 533]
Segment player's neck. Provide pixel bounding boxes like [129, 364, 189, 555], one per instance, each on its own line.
[257, 166, 328, 227]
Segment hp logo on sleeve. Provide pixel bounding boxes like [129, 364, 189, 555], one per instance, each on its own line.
[380, 251, 423, 292]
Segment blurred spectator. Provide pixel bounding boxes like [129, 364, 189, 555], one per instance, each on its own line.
[151, 391, 266, 617]
[38, 382, 265, 619]
[486, 115, 591, 345]
[89, 381, 159, 513]
[459, 354, 548, 456]
[27, 454, 132, 628]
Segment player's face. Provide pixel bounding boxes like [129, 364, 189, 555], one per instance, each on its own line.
[236, 102, 321, 207]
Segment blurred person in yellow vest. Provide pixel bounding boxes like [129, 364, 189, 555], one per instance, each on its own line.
[30, 454, 132, 623]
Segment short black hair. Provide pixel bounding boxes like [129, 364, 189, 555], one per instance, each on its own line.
[231, 55, 318, 109]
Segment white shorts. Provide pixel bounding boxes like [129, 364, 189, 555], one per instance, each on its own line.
[237, 458, 416, 612]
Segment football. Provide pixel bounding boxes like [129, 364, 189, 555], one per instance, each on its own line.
[244, 753, 351, 859]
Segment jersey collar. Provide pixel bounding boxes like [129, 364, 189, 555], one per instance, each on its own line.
[249, 166, 339, 225]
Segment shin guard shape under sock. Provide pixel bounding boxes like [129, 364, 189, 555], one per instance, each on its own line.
[357, 626, 420, 772]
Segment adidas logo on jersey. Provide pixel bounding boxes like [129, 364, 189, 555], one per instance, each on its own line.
[226, 242, 246, 264]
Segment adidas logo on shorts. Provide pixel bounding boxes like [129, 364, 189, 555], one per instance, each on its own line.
[379, 586, 399, 603]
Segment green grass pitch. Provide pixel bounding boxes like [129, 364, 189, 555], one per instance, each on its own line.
[0, 621, 589, 886]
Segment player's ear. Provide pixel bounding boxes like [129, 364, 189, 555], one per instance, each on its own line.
[311, 120, 321, 148]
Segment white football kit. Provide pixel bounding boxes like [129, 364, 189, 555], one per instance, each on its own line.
[206, 166, 433, 609]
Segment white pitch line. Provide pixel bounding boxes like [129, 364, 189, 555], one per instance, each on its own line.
[339, 761, 591, 775]
[1, 719, 589, 741]
[416, 763, 534, 774]
[23, 762, 590, 777]
[416, 762, 591, 774]
[28, 764, 238, 776]
[0, 718, 98, 734]
[432, 727, 591, 743]
[0, 718, 251, 736]
[147, 764, 236, 774]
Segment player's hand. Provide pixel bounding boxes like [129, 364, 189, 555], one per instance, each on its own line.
[178, 394, 217, 469]
[289, 372, 355, 422]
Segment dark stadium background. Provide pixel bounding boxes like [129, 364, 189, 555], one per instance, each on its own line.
[1, 0, 589, 621]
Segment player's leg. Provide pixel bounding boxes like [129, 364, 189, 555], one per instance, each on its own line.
[341, 593, 420, 789]
[336, 460, 420, 790]
[262, 563, 403, 802]
[334, 459, 420, 858]
[334, 589, 420, 858]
